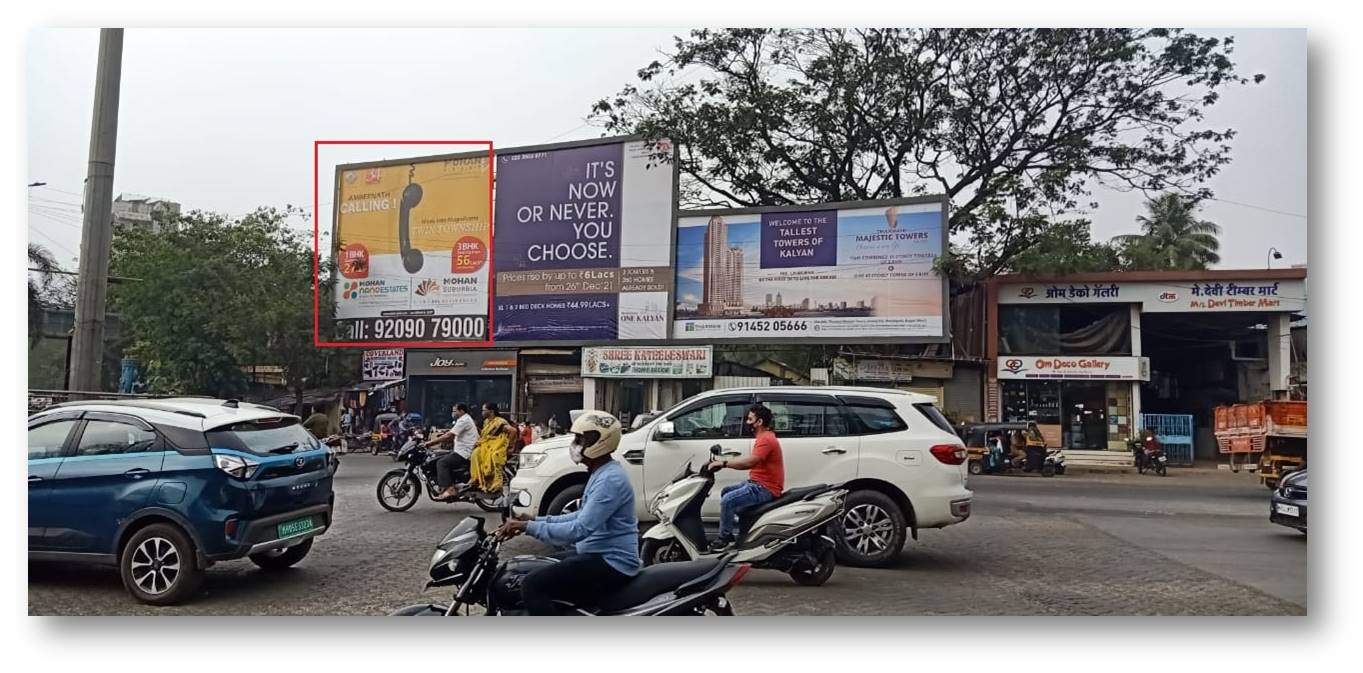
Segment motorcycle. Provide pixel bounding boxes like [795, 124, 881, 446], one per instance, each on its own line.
[639, 445, 847, 586]
[390, 490, 751, 616]
[375, 432, 514, 513]
[1133, 444, 1168, 476]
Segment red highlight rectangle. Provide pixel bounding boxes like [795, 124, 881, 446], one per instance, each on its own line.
[313, 140, 496, 349]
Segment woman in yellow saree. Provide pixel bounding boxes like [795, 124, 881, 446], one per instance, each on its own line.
[470, 402, 516, 493]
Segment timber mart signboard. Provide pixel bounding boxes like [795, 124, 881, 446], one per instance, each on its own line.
[999, 279, 1306, 313]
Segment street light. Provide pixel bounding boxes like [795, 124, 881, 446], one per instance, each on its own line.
[1267, 247, 1283, 268]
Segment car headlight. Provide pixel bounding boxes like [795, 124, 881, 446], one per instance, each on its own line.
[518, 452, 547, 470]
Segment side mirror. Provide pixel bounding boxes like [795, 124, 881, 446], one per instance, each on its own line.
[709, 444, 723, 456]
[514, 490, 532, 508]
[655, 421, 676, 440]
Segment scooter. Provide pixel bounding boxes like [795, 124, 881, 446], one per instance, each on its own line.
[375, 432, 514, 513]
[640, 445, 847, 586]
[390, 490, 751, 616]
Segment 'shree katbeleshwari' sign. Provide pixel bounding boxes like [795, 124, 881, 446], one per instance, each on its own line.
[581, 346, 713, 378]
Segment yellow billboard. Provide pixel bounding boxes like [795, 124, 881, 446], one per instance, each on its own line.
[333, 153, 491, 343]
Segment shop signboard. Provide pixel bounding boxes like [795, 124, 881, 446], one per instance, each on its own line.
[999, 279, 1306, 313]
[333, 152, 492, 343]
[673, 196, 949, 342]
[492, 137, 676, 343]
[581, 346, 713, 379]
[405, 350, 518, 376]
[361, 349, 405, 381]
[997, 356, 1151, 381]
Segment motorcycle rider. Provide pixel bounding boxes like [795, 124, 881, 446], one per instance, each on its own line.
[421, 403, 479, 501]
[495, 411, 640, 615]
[705, 403, 784, 552]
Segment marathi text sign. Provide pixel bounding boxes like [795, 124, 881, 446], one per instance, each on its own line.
[673, 198, 948, 340]
[1000, 279, 1306, 313]
[492, 139, 675, 342]
[581, 346, 713, 378]
[362, 349, 405, 381]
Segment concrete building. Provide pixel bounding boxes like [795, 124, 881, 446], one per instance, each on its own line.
[112, 195, 181, 233]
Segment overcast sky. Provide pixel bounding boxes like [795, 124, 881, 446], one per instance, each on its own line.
[26, 28, 1306, 270]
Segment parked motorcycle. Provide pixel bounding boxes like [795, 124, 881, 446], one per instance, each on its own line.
[1133, 444, 1168, 476]
[639, 445, 847, 586]
[390, 491, 751, 616]
[375, 433, 513, 513]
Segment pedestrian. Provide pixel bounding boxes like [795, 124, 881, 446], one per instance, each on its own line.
[302, 403, 329, 439]
[519, 421, 534, 449]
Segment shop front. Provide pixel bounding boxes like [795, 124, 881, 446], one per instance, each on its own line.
[581, 345, 713, 426]
[997, 356, 1149, 450]
[404, 349, 517, 428]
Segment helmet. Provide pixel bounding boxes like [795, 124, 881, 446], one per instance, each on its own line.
[569, 410, 622, 460]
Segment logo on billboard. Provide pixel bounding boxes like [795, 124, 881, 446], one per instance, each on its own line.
[343, 171, 357, 185]
[1003, 358, 1026, 375]
[365, 168, 382, 185]
[1018, 287, 1037, 299]
[343, 281, 360, 300]
[1158, 291, 1179, 303]
[415, 279, 439, 297]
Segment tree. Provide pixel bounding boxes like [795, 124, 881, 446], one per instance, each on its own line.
[1114, 193, 1222, 270]
[110, 207, 356, 399]
[1005, 220, 1124, 275]
[28, 243, 60, 346]
[592, 28, 1259, 283]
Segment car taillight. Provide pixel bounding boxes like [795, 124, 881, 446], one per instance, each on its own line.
[930, 444, 968, 465]
[213, 453, 260, 479]
[725, 564, 752, 590]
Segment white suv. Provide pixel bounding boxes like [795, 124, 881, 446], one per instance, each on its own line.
[512, 386, 973, 567]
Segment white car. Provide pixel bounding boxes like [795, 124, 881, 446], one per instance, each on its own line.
[512, 386, 973, 567]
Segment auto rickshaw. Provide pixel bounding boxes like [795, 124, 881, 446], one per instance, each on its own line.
[959, 422, 1028, 476]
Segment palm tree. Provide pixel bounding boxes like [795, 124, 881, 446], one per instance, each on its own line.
[1114, 194, 1222, 270]
[29, 243, 59, 346]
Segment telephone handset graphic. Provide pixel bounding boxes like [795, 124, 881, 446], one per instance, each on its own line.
[398, 182, 424, 274]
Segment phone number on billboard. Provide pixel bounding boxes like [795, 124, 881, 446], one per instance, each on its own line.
[727, 320, 809, 333]
[341, 316, 487, 342]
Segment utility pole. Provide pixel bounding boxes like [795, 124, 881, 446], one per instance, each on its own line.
[69, 28, 124, 396]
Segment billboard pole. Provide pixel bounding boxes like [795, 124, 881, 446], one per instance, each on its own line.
[69, 28, 124, 397]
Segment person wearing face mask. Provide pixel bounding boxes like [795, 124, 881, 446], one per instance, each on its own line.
[705, 403, 784, 552]
[495, 410, 639, 616]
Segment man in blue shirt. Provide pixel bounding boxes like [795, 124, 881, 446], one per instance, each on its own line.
[496, 410, 640, 615]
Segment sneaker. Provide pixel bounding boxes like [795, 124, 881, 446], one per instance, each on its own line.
[706, 537, 734, 554]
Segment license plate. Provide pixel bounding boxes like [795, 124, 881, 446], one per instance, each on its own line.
[276, 517, 315, 538]
[1275, 504, 1300, 517]
[1158, 456, 1167, 462]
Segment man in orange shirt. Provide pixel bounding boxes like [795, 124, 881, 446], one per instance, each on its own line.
[705, 403, 784, 552]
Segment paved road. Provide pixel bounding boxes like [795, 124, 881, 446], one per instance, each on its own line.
[28, 456, 1305, 615]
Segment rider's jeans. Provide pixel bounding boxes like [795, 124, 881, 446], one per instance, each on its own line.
[718, 480, 775, 541]
[521, 552, 631, 615]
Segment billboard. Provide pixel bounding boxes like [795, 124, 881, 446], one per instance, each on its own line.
[333, 152, 492, 343]
[492, 138, 676, 343]
[361, 349, 405, 381]
[673, 197, 949, 341]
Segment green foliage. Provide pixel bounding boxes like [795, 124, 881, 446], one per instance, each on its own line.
[593, 28, 1257, 281]
[1114, 194, 1223, 270]
[109, 207, 356, 397]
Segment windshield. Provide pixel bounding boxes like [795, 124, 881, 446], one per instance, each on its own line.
[207, 418, 321, 456]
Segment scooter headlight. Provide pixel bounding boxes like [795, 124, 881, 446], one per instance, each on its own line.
[648, 489, 670, 512]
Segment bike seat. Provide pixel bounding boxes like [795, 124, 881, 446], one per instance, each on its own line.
[736, 484, 832, 533]
[595, 559, 726, 613]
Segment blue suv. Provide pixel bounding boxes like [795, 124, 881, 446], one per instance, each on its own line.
[28, 398, 336, 605]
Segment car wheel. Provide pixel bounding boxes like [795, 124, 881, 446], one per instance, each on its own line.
[546, 484, 585, 516]
[249, 537, 314, 570]
[835, 490, 906, 568]
[119, 523, 203, 606]
[640, 538, 691, 566]
[967, 460, 984, 476]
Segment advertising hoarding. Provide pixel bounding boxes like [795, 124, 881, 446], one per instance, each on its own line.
[672, 197, 949, 341]
[361, 349, 405, 381]
[332, 152, 492, 344]
[492, 137, 676, 343]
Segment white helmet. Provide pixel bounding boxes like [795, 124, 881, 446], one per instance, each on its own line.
[569, 410, 622, 460]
